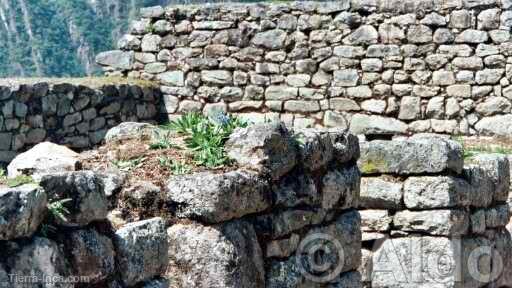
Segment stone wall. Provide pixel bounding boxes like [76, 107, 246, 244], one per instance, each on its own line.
[0, 79, 161, 164]
[97, 1, 512, 137]
[357, 135, 512, 287]
[0, 123, 363, 287]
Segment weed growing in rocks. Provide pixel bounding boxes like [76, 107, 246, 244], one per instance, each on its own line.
[47, 198, 72, 222]
[112, 156, 146, 172]
[167, 112, 248, 168]
[157, 156, 191, 175]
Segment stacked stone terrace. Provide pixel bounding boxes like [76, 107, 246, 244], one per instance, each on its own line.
[167, 123, 362, 287]
[97, 0, 512, 136]
[0, 122, 363, 287]
[0, 78, 161, 164]
[357, 135, 512, 287]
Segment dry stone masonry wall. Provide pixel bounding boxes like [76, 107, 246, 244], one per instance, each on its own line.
[357, 135, 512, 287]
[0, 123, 363, 287]
[0, 80, 161, 164]
[97, 0, 512, 137]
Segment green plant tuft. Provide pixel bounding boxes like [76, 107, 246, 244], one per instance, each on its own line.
[47, 198, 72, 222]
[112, 156, 146, 172]
[158, 156, 191, 175]
[149, 129, 176, 150]
[166, 112, 248, 168]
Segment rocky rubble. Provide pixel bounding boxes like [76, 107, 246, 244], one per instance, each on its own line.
[98, 1, 512, 136]
[357, 136, 512, 287]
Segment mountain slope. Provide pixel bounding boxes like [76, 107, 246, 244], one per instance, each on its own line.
[0, 0, 171, 77]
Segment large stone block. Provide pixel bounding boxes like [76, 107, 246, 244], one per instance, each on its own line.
[63, 228, 115, 284]
[225, 122, 297, 180]
[322, 165, 360, 210]
[403, 176, 471, 209]
[358, 137, 463, 175]
[114, 218, 168, 287]
[349, 114, 408, 135]
[0, 184, 46, 241]
[467, 154, 510, 203]
[5, 237, 72, 288]
[360, 176, 403, 209]
[167, 221, 264, 288]
[166, 170, 270, 223]
[393, 209, 469, 236]
[39, 171, 108, 227]
[95, 50, 134, 70]
[360, 209, 392, 232]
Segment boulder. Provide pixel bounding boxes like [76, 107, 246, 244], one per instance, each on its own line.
[63, 228, 115, 283]
[167, 221, 264, 288]
[166, 170, 270, 223]
[114, 218, 168, 287]
[104, 122, 158, 143]
[7, 142, 80, 180]
[225, 122, 297, 180]
[0, 184, 46, 240]
[39, 171, 108, 227]
[358, 137, 463, 175]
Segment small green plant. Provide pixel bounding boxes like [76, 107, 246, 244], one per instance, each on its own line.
[112, 156, 146, 172]
[6, 175, 35, 188]
[47, 198, 72, 222]
[166, 112, 207, 135]
[149, 130, 176, 150]
[166, 112, 248, 168]
[158, 156, 191, 175]
[0, 168, 6, 181]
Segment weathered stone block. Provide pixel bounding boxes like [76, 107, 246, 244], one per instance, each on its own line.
[167, 221, 264, 288]
[393, 209, 469, 236]
[114, 218, 168, 287]
[0, 184, 46, 241]
[225, 122, 297, 180]
[360, 176, 403, 209]
[403, 176, 471, 209]
[40, 171, 108, 227]
[166, 170, 270, 223]
[358, 137, 463, 175]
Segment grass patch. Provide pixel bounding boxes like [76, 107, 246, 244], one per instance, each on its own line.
[452, 136, 512, 160]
